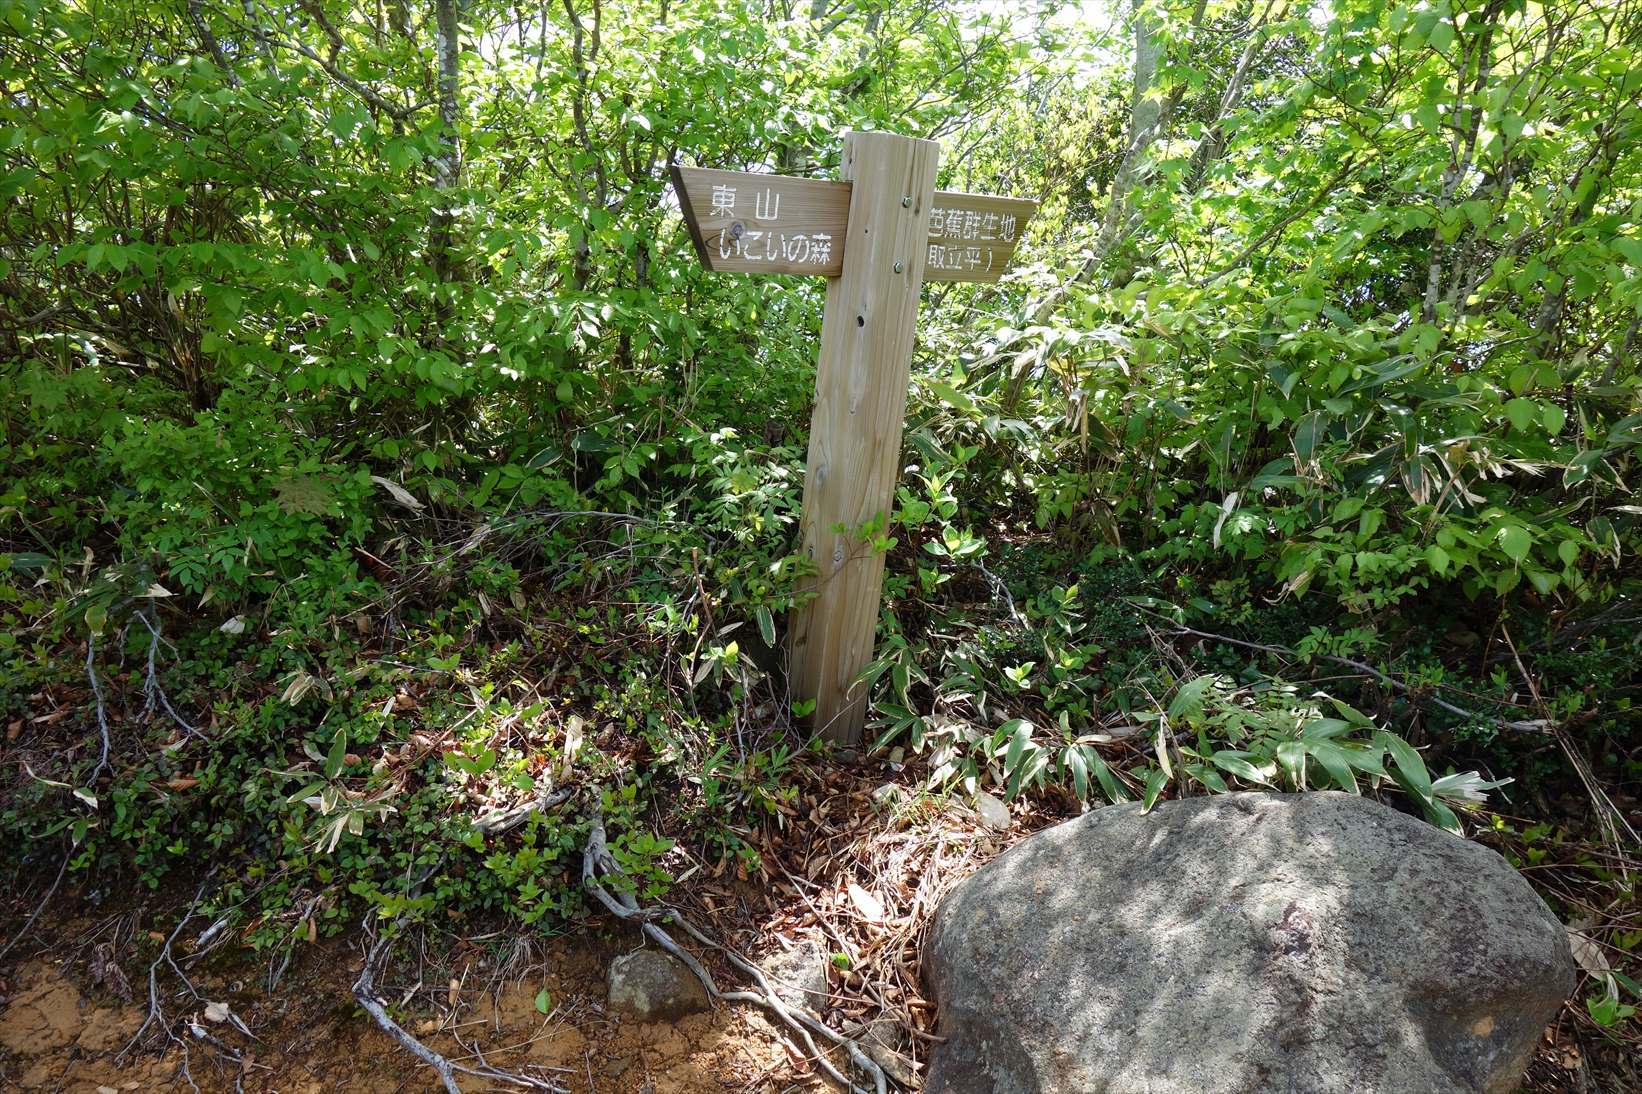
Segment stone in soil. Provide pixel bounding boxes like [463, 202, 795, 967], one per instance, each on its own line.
[924, 791, 1575, 1094]
[606, 948, 711, 1023]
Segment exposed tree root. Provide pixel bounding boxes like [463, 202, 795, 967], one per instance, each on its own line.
[85, 633, 113, 782]
[349, 855, 568, 1093]
[136, 604, 205, 739]
[582, 816, 892, 1094]
[119, 876, 248, 1091]
[352, 928, 569, 1094]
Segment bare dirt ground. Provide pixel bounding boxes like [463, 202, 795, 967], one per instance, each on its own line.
[2, 763, 1632, 1094]
[0, 931, 829, 1093]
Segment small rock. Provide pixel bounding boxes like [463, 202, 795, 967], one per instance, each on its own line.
[870, 782, 906, 809]
[758, 939, 830, 1014]
[844, 1017, 917, 1087]
[606, 949, 710, 1022]
[972, 790, 1010, 829]
[846, 882, 886, 923]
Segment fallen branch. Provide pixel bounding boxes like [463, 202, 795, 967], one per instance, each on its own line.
[582, 817, 891, 1094]
[351, 861, 567, 1094]
[0, 851, 68, 966]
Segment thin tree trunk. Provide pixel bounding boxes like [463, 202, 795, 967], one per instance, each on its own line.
[430, 0, 462, 288]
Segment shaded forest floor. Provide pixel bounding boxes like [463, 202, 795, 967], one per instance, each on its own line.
[0, 759, 1069, 1093]
[3, 546, 1639, 1092]
[0, 935, 801, 1093]
[3, 755, 1639, 1093]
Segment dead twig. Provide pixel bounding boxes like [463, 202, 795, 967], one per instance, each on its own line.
[0, 851, 69, 966]
[582, 816, 890, 1094]
[352, 863, 568, 1094]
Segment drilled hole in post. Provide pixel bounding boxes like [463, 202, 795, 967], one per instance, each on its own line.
[856, 315, 865, 328]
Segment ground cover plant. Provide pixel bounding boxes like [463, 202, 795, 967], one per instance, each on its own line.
[2, 0, 1640, 1089]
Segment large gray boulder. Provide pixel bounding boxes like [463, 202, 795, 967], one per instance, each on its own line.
[924, 791, 1573, 1094]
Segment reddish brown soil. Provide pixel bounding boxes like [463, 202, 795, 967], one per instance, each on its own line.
[0, 937, 825, 1093]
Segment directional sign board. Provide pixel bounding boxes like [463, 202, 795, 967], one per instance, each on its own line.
[923, 192, 1036, 283]
[673, 167, 1035, 283]
[671, 139, 1036, 747]
[674, 166, 850, 277]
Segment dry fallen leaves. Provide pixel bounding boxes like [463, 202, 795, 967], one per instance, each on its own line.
[846, 882, 885, 924]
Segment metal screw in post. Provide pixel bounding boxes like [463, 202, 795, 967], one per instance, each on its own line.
[902, 196, 912, 207]
[893, 261, 904, 274]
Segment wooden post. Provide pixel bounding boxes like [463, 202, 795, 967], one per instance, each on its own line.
[670, 136, 1034, 750]
[788, 131, 940, 746]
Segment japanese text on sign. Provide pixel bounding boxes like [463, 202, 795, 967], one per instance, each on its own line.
[928, 207, 1018, 243]
[926, 243, 995, 274]
[716, 226, 835, 266]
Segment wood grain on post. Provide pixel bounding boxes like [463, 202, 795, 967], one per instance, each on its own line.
[789, 131, 940, 746]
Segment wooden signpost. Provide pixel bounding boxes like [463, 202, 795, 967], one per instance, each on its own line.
[672, 132, 1036, 747]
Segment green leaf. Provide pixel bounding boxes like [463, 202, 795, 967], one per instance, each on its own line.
[1210, 750, 1273, 787]
[927, 380, 975, 415]
[1498, 525, 1532, 565]
[754, 605, 775, 647]
[1504, 398, 1538, 432]
[1140, 766, 1168, 813]
[534, 987, 552, 1014]
[324, 728, 349, 780]
[1066, 746, 1089, 800]
[1378, 731, 1432, 798]
[1564, 449, 1607, 486]
[1089, 751, 1128, 803]
[1001, 719, 1031, 777]
[1306, 740, 1358, 793]
[1167, 675, 1219, 723]
[286, 781, 328, 805]
[1276, 739, 1307, 787]
[1188, 763, 1228, 793]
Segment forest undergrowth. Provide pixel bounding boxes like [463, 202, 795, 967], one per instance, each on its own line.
[3, 0, 1641, 1088]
